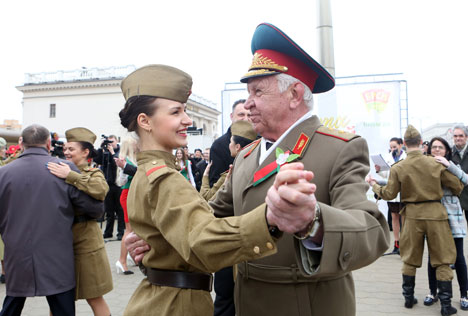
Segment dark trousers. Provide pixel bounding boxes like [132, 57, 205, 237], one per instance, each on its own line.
[428, 237, 468, 297]
[104, 183, 125, 238]
[213, 266, 235, 316]
[0, 288, 75, 316]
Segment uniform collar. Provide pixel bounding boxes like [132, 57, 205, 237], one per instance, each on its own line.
[136, 150, 177, 169]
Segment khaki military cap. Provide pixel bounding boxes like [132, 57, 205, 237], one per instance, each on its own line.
[0, 137, 6, 148]
[121, 64, 192, 104]
[231, 120, 257, 141]
[404, 124, 421, 140]
[65, 127, 97, 145]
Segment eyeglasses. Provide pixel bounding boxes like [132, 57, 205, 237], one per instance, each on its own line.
[431, 145, 445, 150]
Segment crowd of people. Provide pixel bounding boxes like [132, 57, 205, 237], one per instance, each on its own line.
[0, 20, 466, 316]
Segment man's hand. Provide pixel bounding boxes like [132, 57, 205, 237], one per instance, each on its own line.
[107, 144, 115, 155]
[366, 175, 377, 186]
[125, 232, 151, 264]
[265, 163, 317, 233]
[47, 162, 71, 179]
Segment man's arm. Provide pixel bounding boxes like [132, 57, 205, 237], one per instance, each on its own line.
[68, 185, 105, 219]
[441, 168, 464, 196]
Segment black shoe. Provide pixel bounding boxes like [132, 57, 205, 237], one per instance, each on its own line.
[402, 275, 418, 308]
[0, 274, 5, 284]
[424, 294, 438, 306]
[117, 235, 123, 241]
[103, 234, 113, 239]
[392, 247, 400, 255]
[438, 280, 457, 316]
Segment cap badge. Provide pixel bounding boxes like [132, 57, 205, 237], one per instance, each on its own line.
[249, 52, 288, 73]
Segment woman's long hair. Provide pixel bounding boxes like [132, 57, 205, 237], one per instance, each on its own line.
[175, 148, 187, 167]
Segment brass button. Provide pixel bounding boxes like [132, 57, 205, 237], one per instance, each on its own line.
[253, 246, 260, 254]
[152, 161, 157, 165]
[266, 242, 274, 250]
[343, 251, 351, 261]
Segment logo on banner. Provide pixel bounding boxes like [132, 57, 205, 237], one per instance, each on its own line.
[320, 116, 355, 134]
[362, 89, 390, 113]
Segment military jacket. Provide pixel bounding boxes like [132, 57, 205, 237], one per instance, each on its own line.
[209, 115, 390, 316]
[373, 150, 463, 220]
[124, 150, 277, 316]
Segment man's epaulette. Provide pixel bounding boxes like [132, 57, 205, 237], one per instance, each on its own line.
[316, 126, 359, 142]
[243, 139, 261, 158]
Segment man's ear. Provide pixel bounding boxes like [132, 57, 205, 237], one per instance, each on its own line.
[289, 82, 305, 109]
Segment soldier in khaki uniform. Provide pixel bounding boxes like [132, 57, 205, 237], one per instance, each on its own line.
[200, 120, 257, 201]
[118, 64, 318, 316]
[47, 127, 113, 316]
[369, 125, 463, 316]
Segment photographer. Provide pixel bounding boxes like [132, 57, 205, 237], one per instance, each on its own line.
[50, 132, 65, 159]
[94, 134, 125, 240]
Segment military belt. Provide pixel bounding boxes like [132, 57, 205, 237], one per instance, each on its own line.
[405, 200, 441, 204]
[73, 215, 96, 224]
[238, 262, 346, 284]
[146, 268, 213, 292]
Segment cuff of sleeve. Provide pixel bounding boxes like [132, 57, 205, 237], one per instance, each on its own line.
[65, 171, 81, 185]
[239, 203, 278, 258]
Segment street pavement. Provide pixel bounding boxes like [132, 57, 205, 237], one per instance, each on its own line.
[1, 228, 467, 315]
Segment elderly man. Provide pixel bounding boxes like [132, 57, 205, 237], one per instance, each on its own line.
[0, 124, 104, 316]
[128, 23, 389, 316]
[452, 125, 468, 222]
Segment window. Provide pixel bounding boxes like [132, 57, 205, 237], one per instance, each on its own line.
[50, 104, 56, 118]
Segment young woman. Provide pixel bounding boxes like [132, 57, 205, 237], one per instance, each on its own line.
[175, 147, 196, 187]
[47, 127, 113, 316]
[424, 136, 468, 311]
[115, 136, 138, 274]
[118, 64, 277, 316]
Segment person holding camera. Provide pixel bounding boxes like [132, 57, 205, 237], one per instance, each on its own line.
[95, 134, 125, 240]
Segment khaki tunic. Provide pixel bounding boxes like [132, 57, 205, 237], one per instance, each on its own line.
[199, 173, 227, 201]
[210, 115, 390, 316]
[66, 164, 113, 300]
[372, 150, 463, 279]
[124, 150, 277, 316]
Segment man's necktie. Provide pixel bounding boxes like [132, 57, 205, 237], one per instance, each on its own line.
[266, 141, 273, 150]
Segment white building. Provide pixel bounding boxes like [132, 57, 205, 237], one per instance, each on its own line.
[16, 65, 221, 151]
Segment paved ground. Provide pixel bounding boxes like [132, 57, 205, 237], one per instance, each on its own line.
[1, 226, 467, 315]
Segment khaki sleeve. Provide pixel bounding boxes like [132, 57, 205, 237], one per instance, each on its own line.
[441, 169, 464, 196]
[199, 174, 225, 201]
[150, 172, 277, 273]
[371, 167, 401, 201]
[298, 137, 390, 275]
[209, 168, 235, 218]
[66, 169, 109, 201]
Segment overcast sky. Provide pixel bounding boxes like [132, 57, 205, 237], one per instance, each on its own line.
[1, 0, 467, 130]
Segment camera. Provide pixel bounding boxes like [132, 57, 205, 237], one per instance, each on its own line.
[101, 135, 113, 150]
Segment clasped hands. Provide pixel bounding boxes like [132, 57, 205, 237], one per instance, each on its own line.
[126, 162, 318, 264]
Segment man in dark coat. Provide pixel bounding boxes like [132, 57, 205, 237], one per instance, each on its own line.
[0, 124, 104, 316]
[451, 125, 468, 221]
[209, 99, 251, 316]
[95, 135, 125, 240]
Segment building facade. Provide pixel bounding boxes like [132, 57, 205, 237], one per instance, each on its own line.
[16, 66, 221, 151]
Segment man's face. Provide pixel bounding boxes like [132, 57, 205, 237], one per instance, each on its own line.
[244, 76, 290, 141]
[203, 149, 210, 161]
[231, 102, 251, 123]
[109, 137, 118, 149]
[194, 150, 202, 159]
[453, 128, 467, 149]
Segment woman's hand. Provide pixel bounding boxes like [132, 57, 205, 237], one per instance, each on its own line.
[434, 156, 450, 167]
[47, 162, 71, 179]
[366, 175, 377, 186]
[226, 164, 233, 181]
[203, 162, 212, 177]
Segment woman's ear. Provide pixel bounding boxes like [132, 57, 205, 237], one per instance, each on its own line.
[137, 113, 152, 133]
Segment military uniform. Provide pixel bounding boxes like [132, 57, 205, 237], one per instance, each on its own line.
[66, 163, 113, 300]
[372, 125, 463, 314]
[124, 150, 277, 316]
[210, 115, 390, 316]
[200, 172, 227, 201]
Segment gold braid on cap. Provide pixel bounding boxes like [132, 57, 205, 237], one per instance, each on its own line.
[249, 52, 288, 72]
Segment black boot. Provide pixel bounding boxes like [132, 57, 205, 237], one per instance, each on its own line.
[402, 275, 418, 308]
[438, 280, 457, 316]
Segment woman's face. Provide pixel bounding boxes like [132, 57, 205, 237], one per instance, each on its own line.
[430, 140, 447, 157]
[146, 99, 193, 152]
[176, 149, 183, 160]
[228, 136, 239, 158]
[64, 142, 88, 165]
[389, 141, 401, 153]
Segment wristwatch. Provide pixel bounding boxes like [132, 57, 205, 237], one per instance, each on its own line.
[294, 203, 321, 240]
